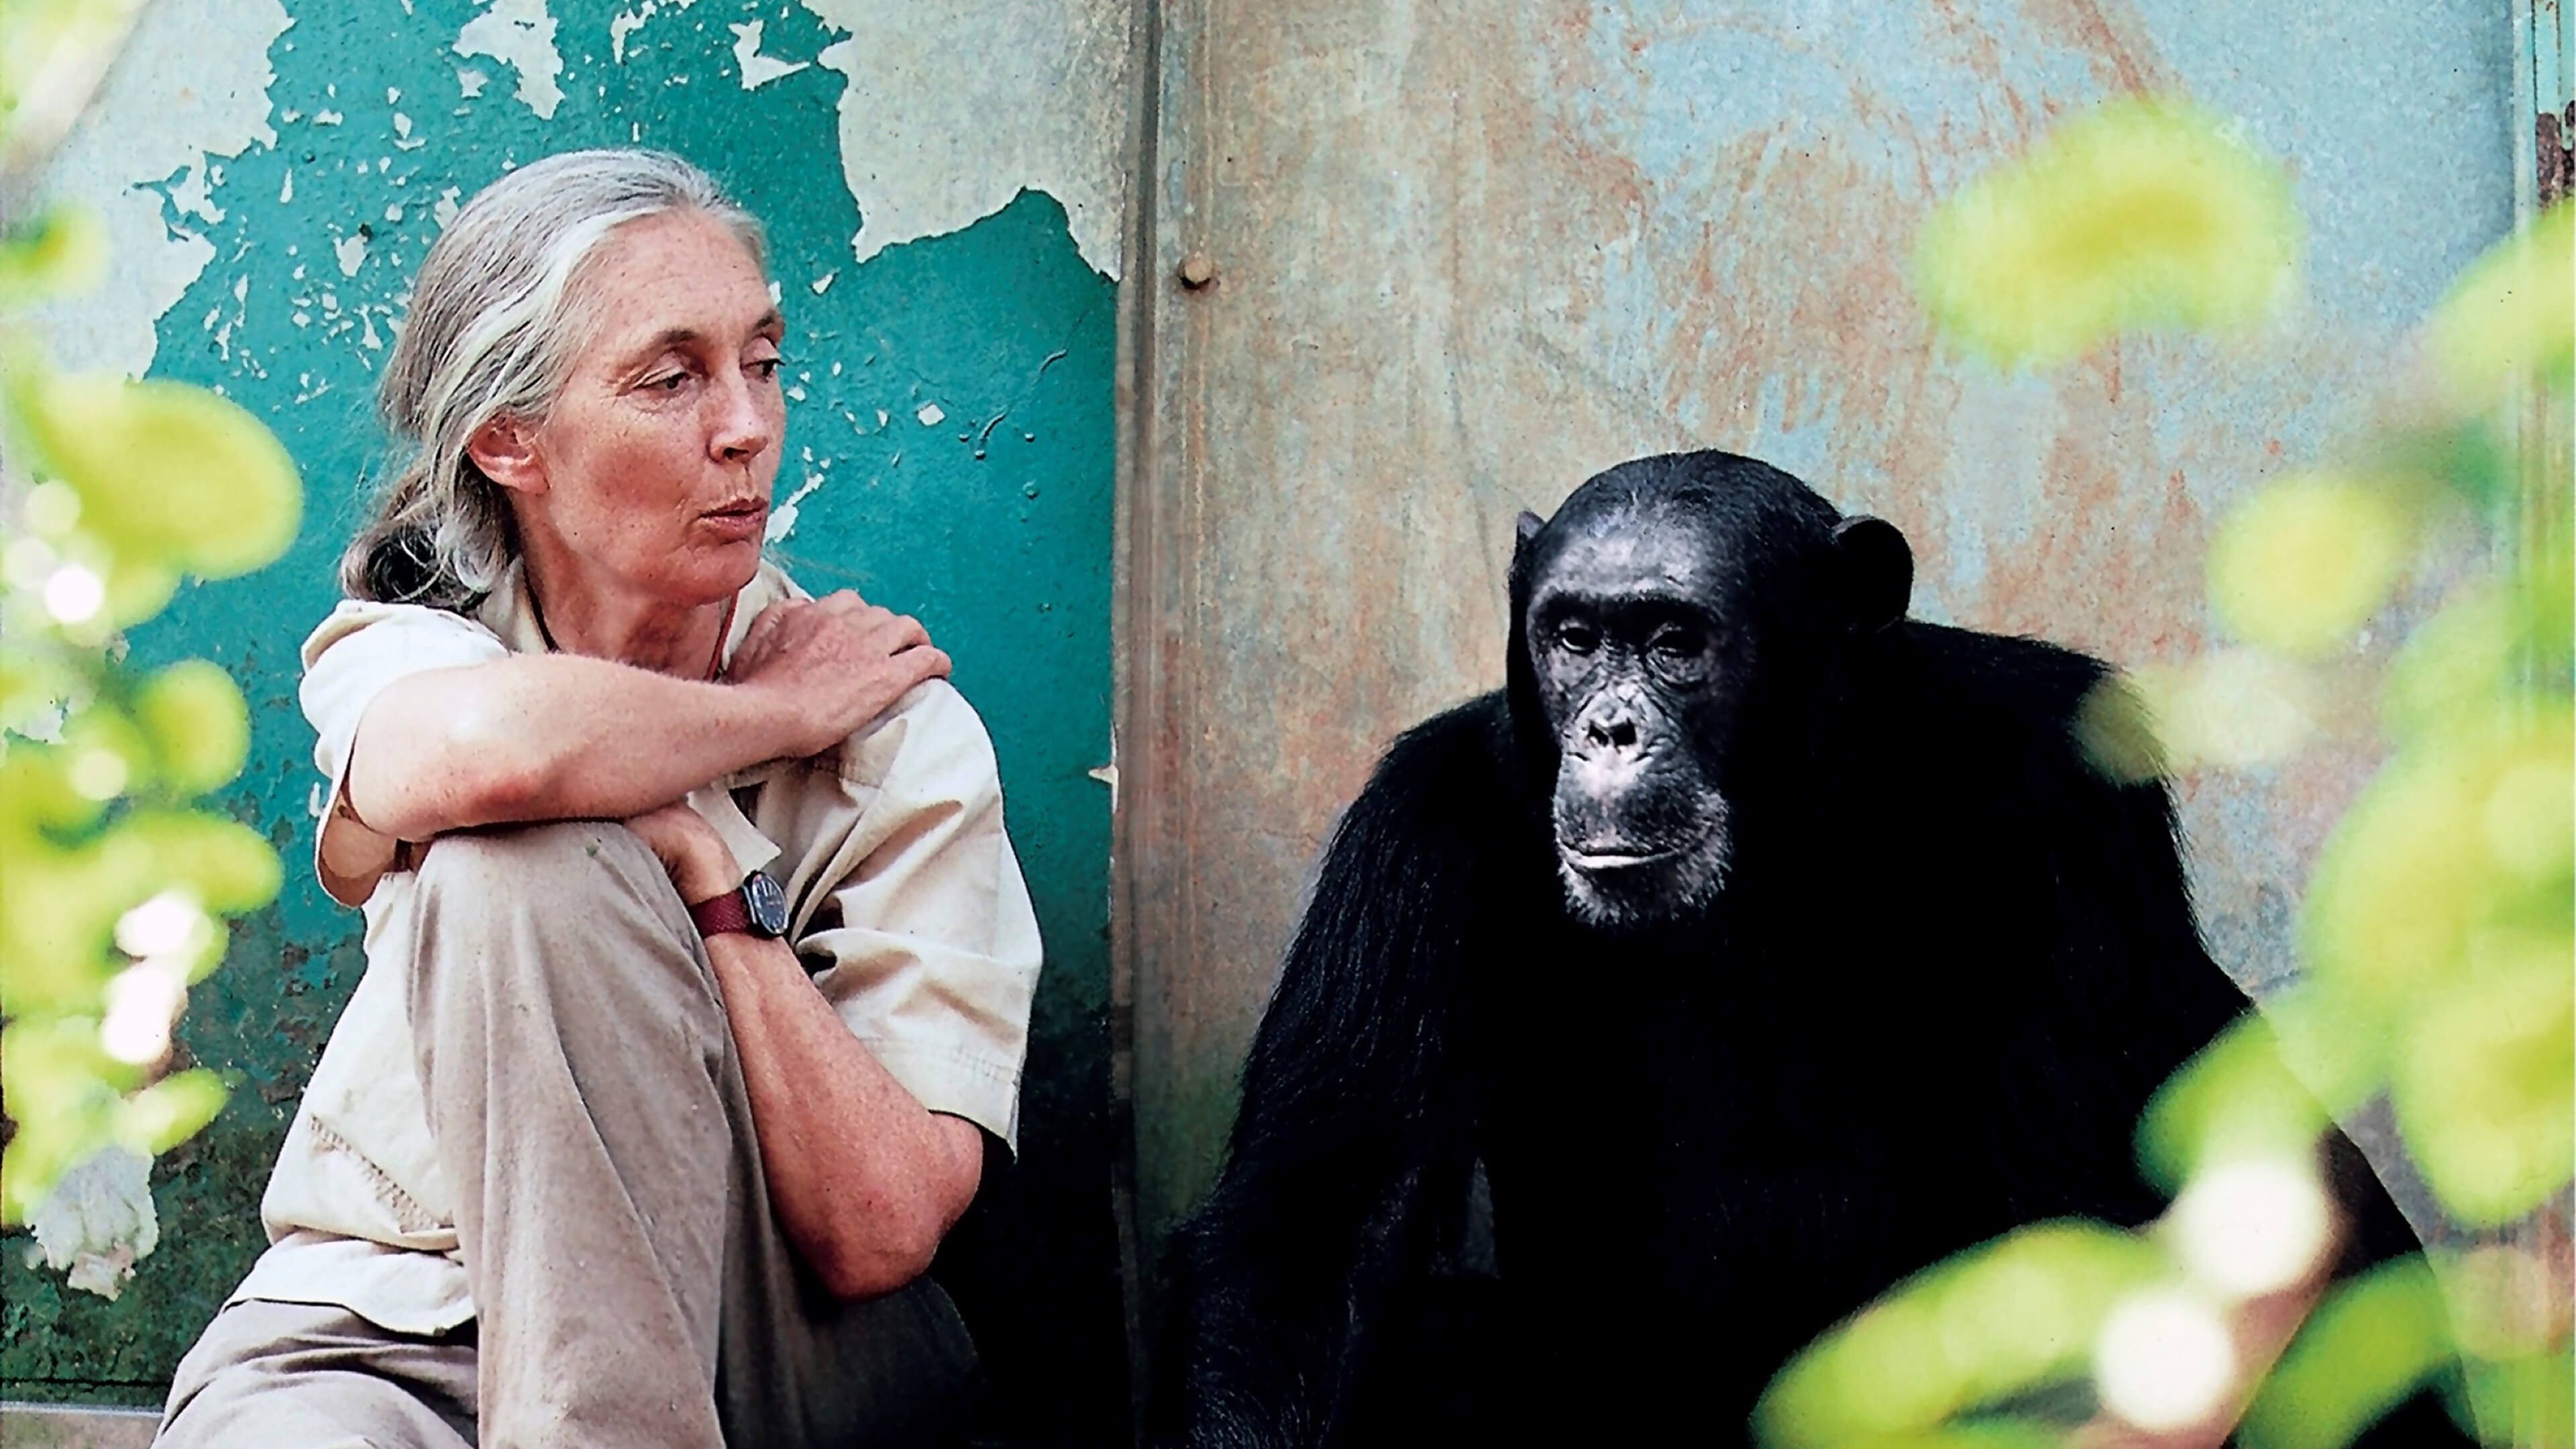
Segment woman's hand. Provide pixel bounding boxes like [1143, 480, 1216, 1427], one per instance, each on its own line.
[728, 592, 953, 759]
[625, 800, 741, 904]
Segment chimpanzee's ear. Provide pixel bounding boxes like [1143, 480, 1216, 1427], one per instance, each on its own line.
[1510, 510, 1546, 584]
[1833, 515, 1912, 635]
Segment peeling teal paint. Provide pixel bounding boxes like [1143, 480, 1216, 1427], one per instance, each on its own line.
[2, 1, 1123, 1439]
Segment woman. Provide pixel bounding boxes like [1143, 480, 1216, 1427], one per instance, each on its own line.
[155, 150, 1043, 1449]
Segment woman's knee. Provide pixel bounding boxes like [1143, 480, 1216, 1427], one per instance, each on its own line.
[413, 820, 682, 922]
[407, 819, 702, 975]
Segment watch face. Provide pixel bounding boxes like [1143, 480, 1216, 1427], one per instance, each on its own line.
[743, 871, 790, 937]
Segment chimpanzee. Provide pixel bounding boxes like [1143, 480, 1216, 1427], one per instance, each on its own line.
[1153, 451, 2460, 1445]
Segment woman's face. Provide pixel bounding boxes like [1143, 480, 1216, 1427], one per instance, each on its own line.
[485, 209, 786, 608]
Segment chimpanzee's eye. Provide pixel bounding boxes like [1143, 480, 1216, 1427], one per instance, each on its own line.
[1650, 627, 1703, 660]
[1556, 623, 1600, 655]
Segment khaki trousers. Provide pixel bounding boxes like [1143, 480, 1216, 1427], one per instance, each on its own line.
[157, 821, 978, 1448]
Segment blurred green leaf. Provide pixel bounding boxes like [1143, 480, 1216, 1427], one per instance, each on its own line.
[1790, 1424, 2067, 1449]
[133, 659, 250, 795]
[2208, 472, 2412, 658]
[0, 835, 129, 1014]
[1758, 1223, 2163, 1448]
[0, 202, 106, 304]
[0, 0, 150, 178]
[2138, 1016, 2328, 1193]
[56, 699, 149, 800]
[2384, 584, 2520, 745]
[0, 1016, 129, 1220]
[2392, 954, 2573, 1227]
[105, 808, 282, 914]
[0, 746, 104, 834]
[2455, 1344, 2575, 1449]
[2371, 420, 2516, 515]
[2520, 506, 2573, 678]
[2258, 981, 2394, 1123]
[2239, 1256, 2453, 1449]
[1914, 96, 2299, 369]
[115, 1067, 227, 1153]
[2302, 724, 2524, 1002]
[16, 373, 303, 581]
[2427, 201, 2574, 415]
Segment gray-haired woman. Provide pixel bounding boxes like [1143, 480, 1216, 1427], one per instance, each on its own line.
[155, 149, 1042, 1448]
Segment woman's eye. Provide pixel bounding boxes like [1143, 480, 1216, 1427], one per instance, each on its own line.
[644, 371, 690, 392]
[749, 356, 784, 381]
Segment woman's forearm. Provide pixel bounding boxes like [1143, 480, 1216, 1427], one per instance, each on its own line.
[704, 931, 984, 1299]
[345, 653, 801, 841]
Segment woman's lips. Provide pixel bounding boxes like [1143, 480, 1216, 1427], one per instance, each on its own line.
[700, 502, 768, 541]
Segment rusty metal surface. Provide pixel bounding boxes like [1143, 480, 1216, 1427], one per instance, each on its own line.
[1120, 0, 2518, 1263]
[2523, 0, 2573, 211]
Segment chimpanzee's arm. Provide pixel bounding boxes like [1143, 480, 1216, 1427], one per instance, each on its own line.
[1152, 700, 1515, 1448]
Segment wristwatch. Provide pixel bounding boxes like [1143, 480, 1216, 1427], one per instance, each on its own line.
[689, 869, 790, 940]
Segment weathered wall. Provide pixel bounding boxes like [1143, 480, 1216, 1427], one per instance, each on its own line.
[1121, 0, 2520, 1258]
[3, 1, 1133, 1442]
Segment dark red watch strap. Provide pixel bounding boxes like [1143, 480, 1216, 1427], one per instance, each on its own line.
[689, 888, 753, 938]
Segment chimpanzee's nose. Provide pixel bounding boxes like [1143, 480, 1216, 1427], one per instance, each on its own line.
[1571, 694, 1646, 758]
[1585, 716, 1638, 751]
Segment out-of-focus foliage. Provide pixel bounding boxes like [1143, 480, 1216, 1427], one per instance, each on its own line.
[0, 203, 104, 307]
[0, 0, 149, 177]
[2427, 203, 2575, 415]
[1757, 1224, 2164, 1446]
[2239, 1257, 2456, 1449]
[1912, 97, 2300, 369]
[0, 0, 303, 1292]
[1766, 93, 2573, 1449]
[2208, 472, 2415, 659]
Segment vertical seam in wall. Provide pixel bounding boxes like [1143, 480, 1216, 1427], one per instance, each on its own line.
[2504, 20, 2572, 1449]
[1108, 0, 1169, 1431]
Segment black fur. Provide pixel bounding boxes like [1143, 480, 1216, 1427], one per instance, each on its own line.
[1155, 452, 2458, 1445]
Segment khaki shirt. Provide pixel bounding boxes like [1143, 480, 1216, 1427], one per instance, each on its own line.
[230, 559, 1043, 1334]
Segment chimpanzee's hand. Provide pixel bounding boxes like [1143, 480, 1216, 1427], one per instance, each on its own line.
[728, 592, 952, 759]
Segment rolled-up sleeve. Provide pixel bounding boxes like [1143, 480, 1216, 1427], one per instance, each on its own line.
[301, 601, 511, 906]
[765, 680, 1044, 1153]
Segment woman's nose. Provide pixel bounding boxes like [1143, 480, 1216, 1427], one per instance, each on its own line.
[708, 370, 776, 461]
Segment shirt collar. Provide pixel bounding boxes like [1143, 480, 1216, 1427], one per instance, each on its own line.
[474, 555, 799, 673]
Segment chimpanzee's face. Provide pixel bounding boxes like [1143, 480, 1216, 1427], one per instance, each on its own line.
[1523, 513, 1749, 931]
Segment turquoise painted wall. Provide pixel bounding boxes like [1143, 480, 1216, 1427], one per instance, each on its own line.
[0, 2, 1126, 1440]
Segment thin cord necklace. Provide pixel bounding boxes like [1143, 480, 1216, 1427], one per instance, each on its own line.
[530, 588, 738, 682]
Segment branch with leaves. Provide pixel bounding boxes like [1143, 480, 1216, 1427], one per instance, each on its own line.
[0, 0, 302, 1299]
[1760, 101, 2572, 1449]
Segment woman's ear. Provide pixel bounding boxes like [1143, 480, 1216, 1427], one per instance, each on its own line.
[466, 417, 547, 496]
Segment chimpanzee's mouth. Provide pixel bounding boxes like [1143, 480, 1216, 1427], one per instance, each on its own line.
[1558, 842, 1688, 873]
[1554, 812, 1727, 877]
[1551, 803, 1733, 930]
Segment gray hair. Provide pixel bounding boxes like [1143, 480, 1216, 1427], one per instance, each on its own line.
[341, 149, 766, 606]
